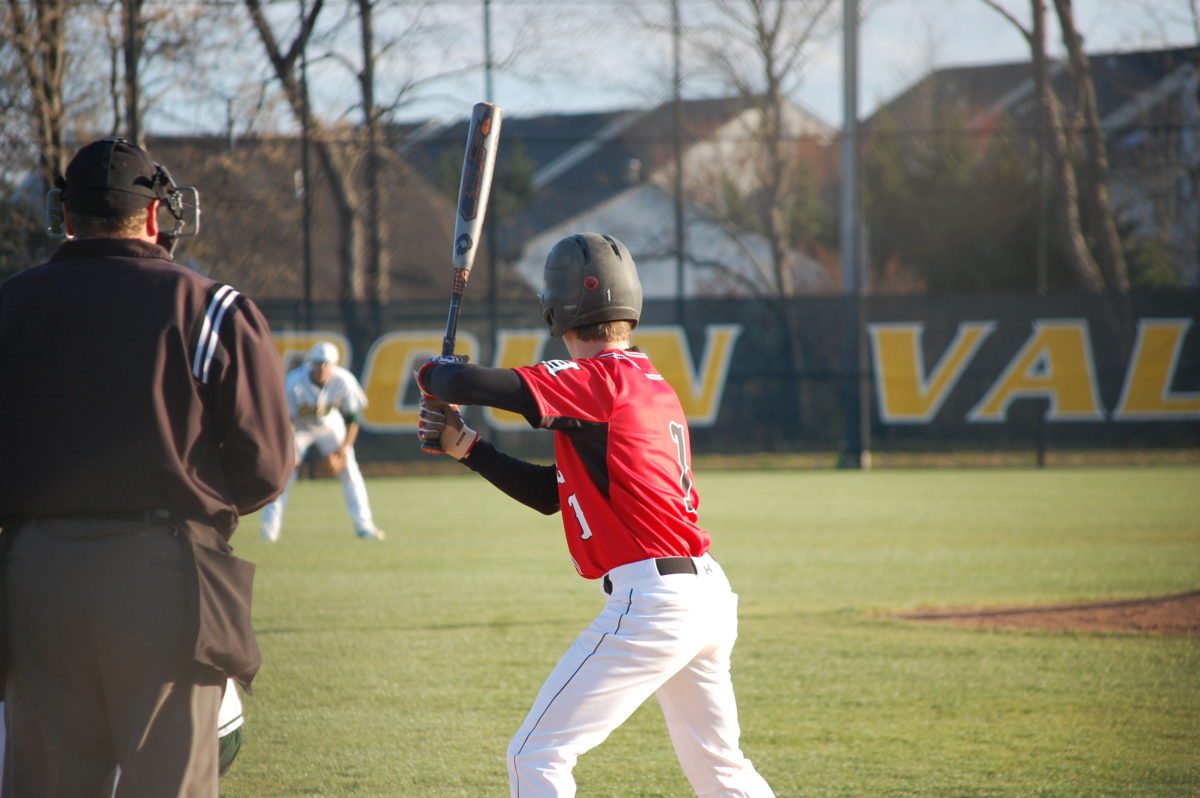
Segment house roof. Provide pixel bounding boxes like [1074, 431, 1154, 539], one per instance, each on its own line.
[868, 45, 1200, 143]
[143, 135, 533, 303]
[861, 44, 1200, 289]
[395, 95, 835, 261]
[507, 181, 834, 300]
[1089, 46, 1200, 122]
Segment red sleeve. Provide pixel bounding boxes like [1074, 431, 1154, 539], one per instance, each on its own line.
[515, 359, 615, 426]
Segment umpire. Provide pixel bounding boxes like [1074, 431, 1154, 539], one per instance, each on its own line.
[0, 137, 293, 795]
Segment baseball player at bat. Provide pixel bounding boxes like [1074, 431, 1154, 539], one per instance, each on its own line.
[259, 341, 385, 542]
[416, 233, 774, 797]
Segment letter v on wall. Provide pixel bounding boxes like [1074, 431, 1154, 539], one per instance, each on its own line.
[869, 322, 995, 424]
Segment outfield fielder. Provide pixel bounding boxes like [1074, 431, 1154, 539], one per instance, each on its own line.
[417, 233, 774, 797]
[260, 341, 385, 541]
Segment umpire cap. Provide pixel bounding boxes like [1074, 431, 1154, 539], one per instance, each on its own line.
[61, 137, 162, 217]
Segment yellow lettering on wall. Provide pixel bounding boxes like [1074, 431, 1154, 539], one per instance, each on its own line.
[869, 322, 994, 424]
[634, 325, 742, 426]
[1115, 319, 1200, 420]
[359, 332, 478, 431]
[271, 331, 351, 372]
[485, 330, 550, 430]
[969, 320, 1104, 422]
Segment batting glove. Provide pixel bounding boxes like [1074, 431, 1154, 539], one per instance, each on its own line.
[418, 394, 479, 460]
[415, 355, 470, 397]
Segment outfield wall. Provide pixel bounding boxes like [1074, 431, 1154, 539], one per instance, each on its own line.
[259, 290, 1200, 461]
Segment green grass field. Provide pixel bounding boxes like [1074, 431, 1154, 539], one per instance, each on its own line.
[222, 465, 1200, 797]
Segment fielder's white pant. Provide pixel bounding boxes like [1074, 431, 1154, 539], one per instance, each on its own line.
[259, 422, 376, 539]
[507, 553, 774, 798]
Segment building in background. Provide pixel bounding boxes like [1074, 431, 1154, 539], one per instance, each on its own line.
[400, 96, 840, 300]
[868, 45, 1200, 288]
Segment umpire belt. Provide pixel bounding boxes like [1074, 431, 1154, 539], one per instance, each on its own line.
[21, 509, 174, 535]
[602, 556, 698, 595]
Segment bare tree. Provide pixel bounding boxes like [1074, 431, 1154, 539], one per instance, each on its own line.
[685, 0, 838, 298]
[4, 0, 69, 191]
[245, 0, 373, 316]
[1052, 0, 1129, 291]
[628, 0, 840, 446]
[10, 0, 245, 147]
[981, 0, 1129, 291]
[246, 0, 535, 321]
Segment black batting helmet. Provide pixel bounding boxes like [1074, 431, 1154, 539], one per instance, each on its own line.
[538, 233, 643, 338]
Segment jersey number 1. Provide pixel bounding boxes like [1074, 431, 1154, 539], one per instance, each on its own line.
[567, 494, 594, 540]
[669, 421, 697, 515]
[563, 421, 694, 542]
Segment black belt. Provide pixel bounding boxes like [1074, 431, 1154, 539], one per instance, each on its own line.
[655, 556, 698, 576]
[31, 509, 173, 525]
[603, 556, 697, 595]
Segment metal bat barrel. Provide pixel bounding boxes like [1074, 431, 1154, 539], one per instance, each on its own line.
[423, 102, 502, 454]
[451, 102, 503, 274]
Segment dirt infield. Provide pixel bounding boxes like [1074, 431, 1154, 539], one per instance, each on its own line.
[895, 591, 1200, 635]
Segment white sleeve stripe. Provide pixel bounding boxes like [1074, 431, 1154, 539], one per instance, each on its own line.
[192, 284, 233, 380]
[199, 287, 240, 384]
[193, 285, 240, 384]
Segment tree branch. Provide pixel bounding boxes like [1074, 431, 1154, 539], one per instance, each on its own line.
[978, 0, 1033, 45]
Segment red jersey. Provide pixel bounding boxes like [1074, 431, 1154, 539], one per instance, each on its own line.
[515, 348, 710, 578]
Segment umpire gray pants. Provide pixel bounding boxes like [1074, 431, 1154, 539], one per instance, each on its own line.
[2, 515, 222, 797]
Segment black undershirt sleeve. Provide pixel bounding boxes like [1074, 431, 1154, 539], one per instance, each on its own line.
[459, 439, 560, 515]
[425, 363, 541, 427]
[424, 362, 557, 513]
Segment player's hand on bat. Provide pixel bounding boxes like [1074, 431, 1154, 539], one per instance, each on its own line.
[416, 391, 449, 449]
[417, 394, 478, 460]
[415, 355, 470, 397]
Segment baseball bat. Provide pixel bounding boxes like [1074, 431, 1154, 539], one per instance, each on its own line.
[440, 101, 503, 358]
[422, 101, 502, 452]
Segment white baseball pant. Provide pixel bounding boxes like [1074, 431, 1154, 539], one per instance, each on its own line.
[259, 422, 376, 540]
[506, 553, 774, 798]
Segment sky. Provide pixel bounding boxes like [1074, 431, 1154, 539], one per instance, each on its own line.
[809, 0, 1199, 125]
[376, 0, 1199, 128]
[148, 0, 1198, 136]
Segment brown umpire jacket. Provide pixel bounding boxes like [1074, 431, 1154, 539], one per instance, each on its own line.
[0, 237, 293, 533]
[0, 237, 294, 687]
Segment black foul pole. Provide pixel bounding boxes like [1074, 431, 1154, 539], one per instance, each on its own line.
[839, 0, 870, 469]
